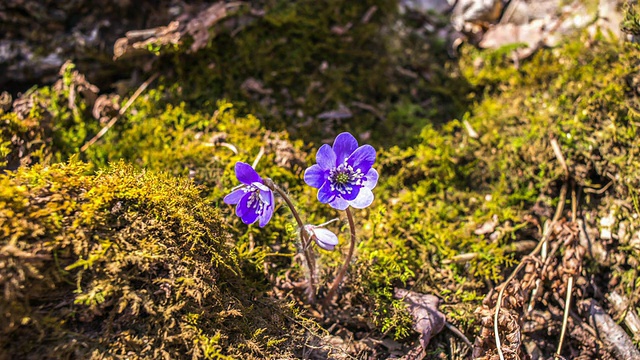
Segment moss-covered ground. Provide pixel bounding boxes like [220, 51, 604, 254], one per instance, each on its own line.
[2, 0, 640, 358]
[0, 161, 320, 359]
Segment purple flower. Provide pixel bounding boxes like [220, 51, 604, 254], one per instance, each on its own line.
[304, 225, 339, 251]
[304, 132, 378, 210]
[224, 162, 274, 227]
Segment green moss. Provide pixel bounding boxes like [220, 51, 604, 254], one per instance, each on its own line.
[7, 4, 640, 352]
[622, 1, 640, 36]
[0, 160, 316, 359]
[0, 62, 103, 172]
[341, 34, 640, 337]
[165, 0, 468, 147]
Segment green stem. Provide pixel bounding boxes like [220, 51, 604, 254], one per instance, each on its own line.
[324, 207, 357, 306]
[264, 179, 317, 303]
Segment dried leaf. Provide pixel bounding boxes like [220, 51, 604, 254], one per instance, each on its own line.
[451, 0, 503, 29]
[394, 288, 446, 349]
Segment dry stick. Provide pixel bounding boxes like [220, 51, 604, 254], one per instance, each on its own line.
[583, 180, 613, 194]
[551, 138, 570, 179]
[527, 223, 549, 312]
[80, 73, 159, 152]
[589, 300, 640, 359]
[556, 277, 574, 358]
[492, 186, 565, 360]
[445, 322, 473, 348]
[556, 164, 577, 359]
[606, 291, 640, 343]
[494, 139, 569, 360]
[324, 207, 357, 307]
[266, 180, 317, 303]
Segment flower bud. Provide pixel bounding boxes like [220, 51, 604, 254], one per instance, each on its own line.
[304, 224, 339, 250]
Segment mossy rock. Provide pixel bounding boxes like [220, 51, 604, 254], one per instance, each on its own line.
[0, 160, 312, 359]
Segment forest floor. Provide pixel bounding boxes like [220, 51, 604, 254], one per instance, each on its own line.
[2, 0, 640, 359]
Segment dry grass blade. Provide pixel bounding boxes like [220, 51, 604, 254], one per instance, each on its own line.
[556, 185, 579, 358]
[81, 73, 159, 152]
[555, 276, 573, 358]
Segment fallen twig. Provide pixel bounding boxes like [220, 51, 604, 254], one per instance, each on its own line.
[556, 186, 579, 358]
[551, 138, 569, 180]
[0, 244, 52, 261]
[606, 291, 640, 344]
[445, 322, 473, 348]
[527, 222, 548, 312]
[583, 181, 613, 194]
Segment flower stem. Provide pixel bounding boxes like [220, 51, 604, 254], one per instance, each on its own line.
[324, 207, 357, 306]
[264, 179, 317, 303]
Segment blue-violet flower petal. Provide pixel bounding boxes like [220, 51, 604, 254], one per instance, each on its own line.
[235, 162, 262, 185]
[304, 132, 377, 210]
[333, 132, 358, 164]
[224, 162, 274, 227]
[316, 144, 337, 170]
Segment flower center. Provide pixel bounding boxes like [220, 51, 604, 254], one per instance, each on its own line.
[245, 185, 267, 214]
[328, 162, 365, 195]
[335, 172, 350, 184]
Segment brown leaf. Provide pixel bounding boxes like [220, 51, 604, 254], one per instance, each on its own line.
[394, 288, 446, 349]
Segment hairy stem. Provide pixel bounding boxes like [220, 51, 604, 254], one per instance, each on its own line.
[264, 179, 317, 303]
[324, 207, 357, 306]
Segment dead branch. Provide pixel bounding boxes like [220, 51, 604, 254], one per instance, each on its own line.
[606, 291, 640, 344]
[587, 299, 640, 359]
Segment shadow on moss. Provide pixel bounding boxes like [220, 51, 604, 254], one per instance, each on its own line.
[159, 0, 470, 149]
